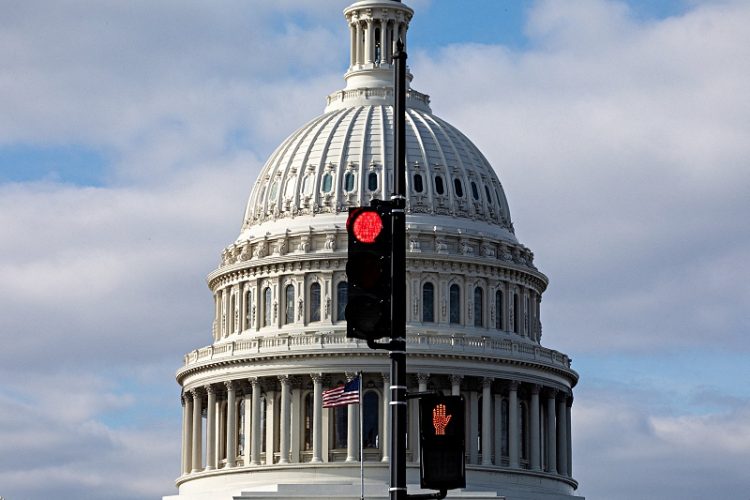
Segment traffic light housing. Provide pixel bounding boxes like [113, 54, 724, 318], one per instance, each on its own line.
[345, 201, 392, 341]
[419, 395, 466, 491]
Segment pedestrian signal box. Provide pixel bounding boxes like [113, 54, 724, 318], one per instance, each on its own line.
[419, 395, 466, 491]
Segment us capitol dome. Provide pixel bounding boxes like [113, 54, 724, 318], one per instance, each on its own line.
[165, 1, 583, 499]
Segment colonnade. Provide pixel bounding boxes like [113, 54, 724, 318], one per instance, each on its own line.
[180, 372, 573, 480]
[347, 9, 409, 70]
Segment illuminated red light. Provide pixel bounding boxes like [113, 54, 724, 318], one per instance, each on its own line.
[353, 211, 383, 243]
[432, 403, 452, 436]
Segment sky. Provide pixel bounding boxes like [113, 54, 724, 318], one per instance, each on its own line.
[0, 0, 748, 498]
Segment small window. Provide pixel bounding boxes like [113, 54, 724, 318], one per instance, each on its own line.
[413, 174, 424, 193]
[449, 284, 461, 324]
[495, 290, 503, 330]
[471, 181, 480, 200]
[337, 282, 348, 321]
[454, 178, 464, 198]
[485, 185, 492, 204]
[368, 172, 378, 191]
[422, 283, 434, 323]
[263, 287, 272, 327]
[474, 287, 483, 327]
[285, 285, 294, 325]
[302, 174, 314, 196]
[435, 175, 445, 195]
[322, 173, 332, 193]
[269, 180, 279, 201]
[344, 171, 355, 192]
[310, 283, 321, 322]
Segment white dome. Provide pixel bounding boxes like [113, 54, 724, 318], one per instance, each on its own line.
[241, 93, 516, 244]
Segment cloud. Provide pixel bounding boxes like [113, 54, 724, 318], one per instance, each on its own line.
[412, 0, 750, 354]
[573, 385, 750, 499]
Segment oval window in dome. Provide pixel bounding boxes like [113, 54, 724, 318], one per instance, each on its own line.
[413, 173, 423, 193]
[301, 174, 313, 196]
[284, 177, 296, 198]
[484, 185, 492, 204]
[454, 178, 464, 198]
[471, 181, 480, 200]
[435, 175, 444, 195]
[368, 172, 378, 191]
[344, 171, 355, 192]
[322, 173, 333, 193]
[269, 180, 279, 201]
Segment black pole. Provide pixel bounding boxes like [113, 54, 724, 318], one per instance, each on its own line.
[390, 40, 407, 500]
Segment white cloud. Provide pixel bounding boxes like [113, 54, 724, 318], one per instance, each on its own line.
[412, 0, 750, 354]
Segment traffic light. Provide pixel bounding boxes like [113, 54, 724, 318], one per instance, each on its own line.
[419, 395, 466, 491]
[345, 201, 392, 341]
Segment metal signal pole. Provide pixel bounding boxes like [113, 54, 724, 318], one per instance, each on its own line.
[390, 40, 407, 500]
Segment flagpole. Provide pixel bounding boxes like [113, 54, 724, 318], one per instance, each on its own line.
[359, 371, 364, 500]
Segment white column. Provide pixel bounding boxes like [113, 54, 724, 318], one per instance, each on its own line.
[530, 385, 541, 471]
[312, 374, 323, 463]
[225, 381, 237, 468]
[349, 23, 357, 68]
[191, 389, 203, 472]
[205, 385, 217, 470]
[481, 378, 492, 465]
[239, 283, 246, 332]
[508, 381, 519, 468]
[451, 374, 462, 396]
[364, 19, 373, 64]
[279, 376, 291, 464]
[567, 397, 573, 477]
[493, 394, 502, 466]
[415, 373, 429, 463]
[379, 19, 388, 65]
[557, 395, 568, 476]
[250, 378, 261, 466]
[290, 385, 301, 463]
[265, 390, 276, 465]
[355, 22, 363, 66]
[243, 390, 252, 466]
[381, 373, 390, 463]
[217, 399, 225, 465]
[346, 374, 358, 462]
[546, 390, 557, 474]
[469, 389, 479, 464]
[182, 394, 193, 475]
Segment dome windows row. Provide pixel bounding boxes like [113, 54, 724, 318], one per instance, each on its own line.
[212, 275, 541, 343]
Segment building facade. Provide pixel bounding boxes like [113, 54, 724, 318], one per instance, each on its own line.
[165, 1, 583, 499]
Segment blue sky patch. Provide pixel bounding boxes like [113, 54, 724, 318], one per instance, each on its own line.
[0, 144, 110, 187]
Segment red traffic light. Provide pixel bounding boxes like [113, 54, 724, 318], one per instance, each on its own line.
[352, 211, 383, 243]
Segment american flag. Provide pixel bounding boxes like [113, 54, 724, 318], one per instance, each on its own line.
[322, 377, 360, 408]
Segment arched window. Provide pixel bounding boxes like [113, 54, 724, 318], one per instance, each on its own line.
[285, 285, 294, 325]
[474, 287, 483, 327]
[321, 173, 333, 193]
[471, 181, 480, 200]
[302, 174, 314, 196]
[363, 391, 380, 449]
[413, 173, 424, 193]
[454, 178, 464, 198]
[269, 180, 279, 201]
[435, 175, 445, 195]
[495, 290, 503, 330]
[368, 171, 378, 191]
[485, 185, 492, 204]
[310, 283, 321, 322]
[513, 292, 520, 334]
[449, 284, 461, 324]
[422, 282, 435, 323]
[263, 287, 272, 327]
[344, 171, 355, 192]
[333, 405, 348, 449]
[337, 282, 348, 321]
[303, 393, 313, 451]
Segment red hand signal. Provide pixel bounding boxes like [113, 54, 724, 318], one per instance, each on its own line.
[432, 403, 452, 435]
